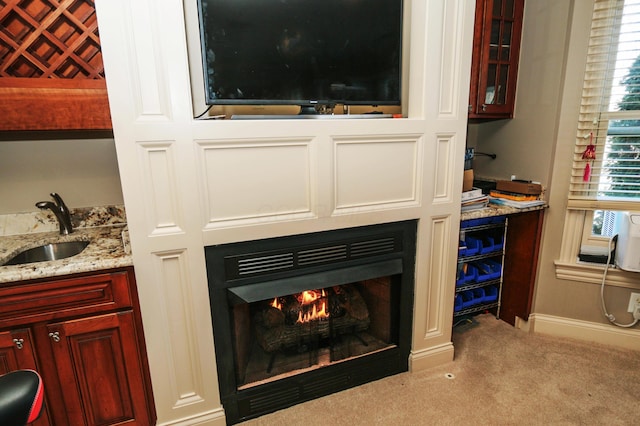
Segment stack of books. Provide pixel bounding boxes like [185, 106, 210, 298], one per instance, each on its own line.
[489, 180, 545, 208]
[461, 187, 489, 212]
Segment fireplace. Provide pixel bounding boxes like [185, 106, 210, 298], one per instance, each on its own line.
[205, 221, 416, 424]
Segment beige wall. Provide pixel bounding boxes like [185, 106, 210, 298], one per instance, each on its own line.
[467, 0, 572, 187]
[535, 0, 637, 326]
[0, 137, 123, 214]
[469, 0, 639, 329]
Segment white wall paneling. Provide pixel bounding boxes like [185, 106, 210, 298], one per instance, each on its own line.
[433, 134, 456, 201]
[198, 138, 316, 228]
[424, 215, 453, 337]
[138, 141, 183, 235]
[333, 135, 422, 215]
[153, 250, 205, 406]
[96, 0, 476, 424]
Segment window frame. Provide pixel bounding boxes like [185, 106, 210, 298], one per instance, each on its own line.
[555, 0, 640, 287]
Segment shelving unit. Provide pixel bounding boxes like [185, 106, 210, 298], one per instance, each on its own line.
[454, 216, 507, 318]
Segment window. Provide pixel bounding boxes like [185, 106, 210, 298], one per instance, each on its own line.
[570, 0, 640, 206]
[556, 0, 640, 286]
[571, 0, 640, 246]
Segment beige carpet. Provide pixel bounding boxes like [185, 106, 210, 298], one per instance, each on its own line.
[242, 313, 640, 425]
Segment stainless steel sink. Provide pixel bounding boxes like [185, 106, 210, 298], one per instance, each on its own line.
[4, 241, 90, 266]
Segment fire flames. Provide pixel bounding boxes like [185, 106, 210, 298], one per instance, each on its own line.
[270, 298, 282, 310]
[271, 289, 330, 324]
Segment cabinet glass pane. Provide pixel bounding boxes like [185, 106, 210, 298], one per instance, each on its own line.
[505, 0, 515, 18]
[486, 64, 497, 104]
[501, 21, 512, 60]
[490, 20, 501, 60]
[493, 0, 503, 16]
[497, 65, 509, 104]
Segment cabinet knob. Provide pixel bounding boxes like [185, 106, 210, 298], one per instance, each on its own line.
[482, 104, 487, 112]
[13, 338, 24, 349]
[48, 331, 61, 342]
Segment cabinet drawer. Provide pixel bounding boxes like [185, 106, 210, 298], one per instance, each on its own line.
[0, 270, 133, 328]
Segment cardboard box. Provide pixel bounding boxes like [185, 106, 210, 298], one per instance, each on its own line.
[496, 180, 542, 195]
[463, 169, 474, 192]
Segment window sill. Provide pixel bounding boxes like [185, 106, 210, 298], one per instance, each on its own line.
[554, 260, 640, 289]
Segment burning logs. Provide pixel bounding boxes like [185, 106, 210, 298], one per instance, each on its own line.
[254, 284, 370, 353]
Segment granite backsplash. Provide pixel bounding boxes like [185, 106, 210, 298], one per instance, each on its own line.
[0, 205, 127, 236]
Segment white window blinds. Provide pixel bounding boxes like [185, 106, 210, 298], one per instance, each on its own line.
[569, 0, 640, 210]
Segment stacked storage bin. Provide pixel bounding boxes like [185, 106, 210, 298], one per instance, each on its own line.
[454, 216, 506, 317]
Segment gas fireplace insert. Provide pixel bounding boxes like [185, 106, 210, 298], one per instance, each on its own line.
[205, 220, 416, 424]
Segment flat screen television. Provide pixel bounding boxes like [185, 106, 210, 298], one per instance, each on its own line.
[196, 0, 403, 114]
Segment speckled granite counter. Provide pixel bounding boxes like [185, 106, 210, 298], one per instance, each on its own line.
[0, 205, 131, 284]
[460, 203, 547, 222]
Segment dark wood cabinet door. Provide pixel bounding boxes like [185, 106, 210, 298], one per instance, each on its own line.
[45, 311, 153, 426]
[500, 209, 545, 325]
[0, 329, 52, 426]
[469, 0, 524, 120]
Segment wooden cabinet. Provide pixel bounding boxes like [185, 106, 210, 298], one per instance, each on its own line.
[468, 0, 524, 120]
[0, 329, 51, 426]
[0, 267, 155, 426]
[500, 209, 545, 325]
[0, 0, 111, 131]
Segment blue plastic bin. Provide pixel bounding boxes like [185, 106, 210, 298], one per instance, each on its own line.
[454, 293, 463, 312]
[456, 264, 478, 287]
[461, 290, 475, 308]
[483, 285, 498, 302]
[475, 259, 502, 282]
[472, 287, 485, 304]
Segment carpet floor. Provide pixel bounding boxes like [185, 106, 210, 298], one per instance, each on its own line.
[241, 313, 640, 425]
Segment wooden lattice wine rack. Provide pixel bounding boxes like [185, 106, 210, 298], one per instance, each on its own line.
[1, 0, 104, 79]
[0, 0, 112, 131]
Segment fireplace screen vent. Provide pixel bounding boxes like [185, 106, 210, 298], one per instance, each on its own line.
[237, 253, 294, 276]
[224, 234, 401, 281]
[351, 237, 395, 257]
[298, 245, 347, 266]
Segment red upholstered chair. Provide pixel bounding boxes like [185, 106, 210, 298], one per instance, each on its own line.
[0, 370, 44, 425]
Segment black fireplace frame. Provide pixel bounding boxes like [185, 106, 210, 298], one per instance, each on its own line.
[205, 220, 416, 424]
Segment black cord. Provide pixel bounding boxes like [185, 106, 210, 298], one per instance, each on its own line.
[474, 152, 497, 159]
[195, 105, 213, 119]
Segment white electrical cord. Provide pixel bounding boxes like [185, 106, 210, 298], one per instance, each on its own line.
[600, 235, 639, 328]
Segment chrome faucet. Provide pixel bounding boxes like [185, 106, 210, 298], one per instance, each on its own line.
[36, 193, 73, 235]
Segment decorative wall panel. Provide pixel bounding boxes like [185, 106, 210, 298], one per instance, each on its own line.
[130, 0, 168, 118]
[424, 216, 450, 337]
[433, 134, 455, 202]
[138, 141, 182, 235]
[153, 250, 205, 407]
[333, 137, 421, 214]
[199, 140, 315, 227]
[438, 1, 466, 118]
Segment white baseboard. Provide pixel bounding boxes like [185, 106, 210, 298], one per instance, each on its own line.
[157, 408, 227, 426]
[409, 342, 455, 372]
[529, 313, 640, 350]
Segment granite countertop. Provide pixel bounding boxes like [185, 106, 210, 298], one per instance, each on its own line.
[460, 203, 547, 222]
[0, 205, 132, 284]
[0, 225, 132, 284]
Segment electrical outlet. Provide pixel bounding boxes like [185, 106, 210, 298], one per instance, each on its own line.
[627, 292, 640, 313]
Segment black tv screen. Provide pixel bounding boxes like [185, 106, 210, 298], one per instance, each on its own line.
[196, 0, 403, 109]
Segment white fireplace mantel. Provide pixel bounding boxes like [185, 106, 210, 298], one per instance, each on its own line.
[95, 1, 475, 424]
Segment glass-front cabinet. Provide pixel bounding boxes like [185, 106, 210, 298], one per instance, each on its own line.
[469, 0, 524, 120]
